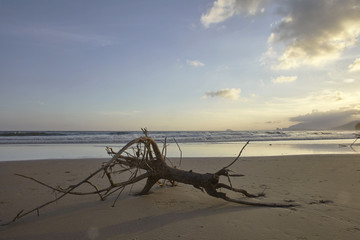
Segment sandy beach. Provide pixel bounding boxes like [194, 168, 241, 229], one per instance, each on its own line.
[1, 155, 360, 240]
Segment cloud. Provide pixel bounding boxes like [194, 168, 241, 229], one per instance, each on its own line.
[264, 89, 355, 116]
[348, 57, 360, 72]
[187, 60, 205, 67]
[287, 108, 360, 130]
[202, 1, 360, 69]
[272, 75, 297, 83]
[201, 0, 268, 28]
[316, 90, 344, 102]
[268, 0, 360, 69]
[265, 120, 281, 124]
[203, 88, 241, 100]
[344, 78, 355, 83]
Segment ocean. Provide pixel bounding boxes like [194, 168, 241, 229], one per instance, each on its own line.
[0, 130, 358, 144]
[0, 130, 359, 161]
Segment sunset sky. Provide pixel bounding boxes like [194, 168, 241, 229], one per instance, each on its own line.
[1, 0, 359, 131]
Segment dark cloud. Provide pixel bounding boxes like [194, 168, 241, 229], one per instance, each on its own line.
[265, 121, 281, 124]
[268, 0, 360, 68]
[287, 109, 360, 130]
[202, 0, 360, 68]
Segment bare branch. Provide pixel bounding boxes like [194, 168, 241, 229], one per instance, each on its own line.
[173, 137, 182, 168]
[224, 141, 250, 169]
[3, 134, 298, 225]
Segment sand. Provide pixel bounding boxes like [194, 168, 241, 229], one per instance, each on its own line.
[0, 155, 360, 240]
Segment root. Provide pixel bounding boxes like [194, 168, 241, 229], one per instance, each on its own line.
[2, 130, 299, 225]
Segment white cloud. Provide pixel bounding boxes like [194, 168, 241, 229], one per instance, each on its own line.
[272, 75, 297, 83]
[202, 1, 360, 69]
[344, 78, 355, 83]
[348, 57, 360, 72]
[203, 88, 241, 100]
[187, 60, 205, 67]
[268, 0, 360, 69]
[264, 89, 357, 117]
[316, 90, 345, 102]
[201, 0, 268, 28]
[201, 0, 236, 28]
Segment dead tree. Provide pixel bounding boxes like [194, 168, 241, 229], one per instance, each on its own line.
[3, 130, 298, 225]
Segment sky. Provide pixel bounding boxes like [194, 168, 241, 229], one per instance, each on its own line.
[0, 0, 360, 131]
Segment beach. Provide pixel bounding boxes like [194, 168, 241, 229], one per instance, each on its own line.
[2, 0, 360, 239]
[1, 155, 360, 239]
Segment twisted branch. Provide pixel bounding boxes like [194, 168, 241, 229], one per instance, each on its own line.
[2, 133, 298, 226]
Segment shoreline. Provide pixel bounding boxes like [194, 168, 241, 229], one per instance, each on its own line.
[1, 138, 359, 161]
[0, 152, 358, 163]
[1, 155, 360, 239]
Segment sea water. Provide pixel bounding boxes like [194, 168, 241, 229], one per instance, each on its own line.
[0, 130, 359, 161]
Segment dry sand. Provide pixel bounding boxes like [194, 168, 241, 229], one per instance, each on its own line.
[0, 155, 360, 240]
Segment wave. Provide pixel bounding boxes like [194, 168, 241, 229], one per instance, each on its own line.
[0, 131, 67, 137]
[0, 130, 358, 144]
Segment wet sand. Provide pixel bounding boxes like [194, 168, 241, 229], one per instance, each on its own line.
[1, 155, 360, 239]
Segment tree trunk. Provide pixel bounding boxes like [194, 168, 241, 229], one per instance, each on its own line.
[3, 132, 299, 225]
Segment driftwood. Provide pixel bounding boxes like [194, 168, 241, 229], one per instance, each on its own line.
[2, 129, 298, 225]
[350, 134, 360, 147]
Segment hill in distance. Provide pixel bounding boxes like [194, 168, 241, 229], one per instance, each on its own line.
[285, 120, 360, 131]
[332, 121, 360, 130]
